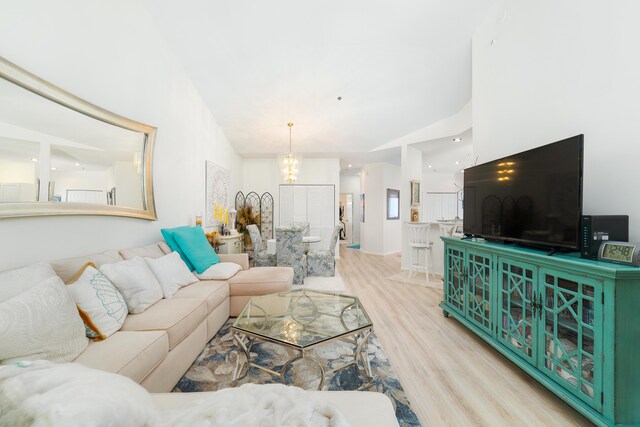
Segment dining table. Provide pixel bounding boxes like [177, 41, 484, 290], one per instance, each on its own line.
[266, 235, 321, 255]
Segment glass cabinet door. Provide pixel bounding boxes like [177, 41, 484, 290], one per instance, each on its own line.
[539, 269, 603, 411]
[465, 250, 493, 334]
[497, 258, 537, 365]
[444, 245, 465, 315]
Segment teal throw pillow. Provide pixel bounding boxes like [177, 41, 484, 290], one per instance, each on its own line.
[161, 226, 195, 272]
[171, 226, 220, 274]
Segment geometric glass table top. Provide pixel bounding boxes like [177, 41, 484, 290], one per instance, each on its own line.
[232, 289, 372, 349]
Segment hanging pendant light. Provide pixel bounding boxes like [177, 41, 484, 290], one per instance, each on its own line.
[278, 122, 301, 184]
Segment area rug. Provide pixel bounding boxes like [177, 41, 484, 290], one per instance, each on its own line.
[346, 244, 360, 249]
[174, 320, 421, 427]
[387, 271, 443, 290]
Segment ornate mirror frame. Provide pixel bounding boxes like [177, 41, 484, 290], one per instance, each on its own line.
[0, 57, 157, 220]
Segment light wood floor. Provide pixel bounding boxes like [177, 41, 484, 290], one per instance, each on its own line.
[337, 247, 592, 427]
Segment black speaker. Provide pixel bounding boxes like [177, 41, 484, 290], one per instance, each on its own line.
[581, 215, 629, 259]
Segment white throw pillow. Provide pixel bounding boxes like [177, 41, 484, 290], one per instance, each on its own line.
[0, 276, 88, 363]
[66, 262, 128, 339]
[99, 257, 163, 314]
[144, 252, 198, 298]
[0, 262, 57, 303]
[0, 361, 159, 427]
[195, 262, 242, 280]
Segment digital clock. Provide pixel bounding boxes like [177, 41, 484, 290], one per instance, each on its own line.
[597, 241, 640, 266]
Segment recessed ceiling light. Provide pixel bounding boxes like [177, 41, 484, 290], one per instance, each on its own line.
[455, 161, 460, 165]
[358, 172, 361, 176]
[453, 137, 462, 142]
[74, 162, 80, 166]
[348, 164, 352, 168]
[51, 167, 57, 170]
[427, 164, 432, 168]
[31, 158, 38, 162]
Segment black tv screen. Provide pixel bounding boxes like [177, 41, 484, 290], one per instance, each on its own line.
[463, 135, 584, 250]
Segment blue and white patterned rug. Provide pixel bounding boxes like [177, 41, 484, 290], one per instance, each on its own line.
[174, 319, 421, 426]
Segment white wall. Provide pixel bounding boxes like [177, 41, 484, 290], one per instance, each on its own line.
[360, 162, 402, 255]
[383, 163, 402, 254]
[0, 1, 242, 270]
[473, 0, 640, 241]
[51, 170, 108, 202]
[241, 157, 340, 254]
[340, 174, 360, 244]
[422, 172, 457, 193]
[0, 160, 36, 184]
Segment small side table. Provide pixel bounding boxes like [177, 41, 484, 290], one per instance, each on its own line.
[218, 234, 243, 255]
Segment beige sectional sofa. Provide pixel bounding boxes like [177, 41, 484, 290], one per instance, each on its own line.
[2, 241, 400, 426]
[48, 241, 294, 393]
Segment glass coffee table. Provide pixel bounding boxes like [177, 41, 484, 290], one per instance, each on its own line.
[231, 289, 373, 390]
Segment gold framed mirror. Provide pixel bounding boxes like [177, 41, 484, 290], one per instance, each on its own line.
[0, 57, 157, 220]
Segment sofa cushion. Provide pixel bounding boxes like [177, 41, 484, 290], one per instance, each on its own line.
[119, 243, 166, 260]
[0, 262, 57, 302]
[171, 227, 220, 274]
[50, 250, 124, 283]
[227, 267, 294, 296]
[173, 281, 229, 313]
[99, 257, 163, 314]
[74, 330, 168, 383]
[0, 276, 88, 363]
[121, 298, 206, 350]
[158, 241, 172, 255]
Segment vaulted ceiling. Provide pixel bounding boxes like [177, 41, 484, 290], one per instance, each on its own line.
[147, 0, 494, 156]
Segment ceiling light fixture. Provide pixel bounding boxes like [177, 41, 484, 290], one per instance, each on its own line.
[348, 164, 352, 168]
[74, 162, 80, 166]
[453, 137, 462, 142]
[51, 167, 56, 170]
[428, 164, 432, 168]
[31, 158, 37, 162]
[455, 161, 460, 165]
[279, 122, 301, 184]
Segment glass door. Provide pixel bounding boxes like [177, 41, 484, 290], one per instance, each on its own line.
[444, 245, 465, 315]
[497, 258, 537, 365]
[538, 269, 603, 411]
[465, 250, 493, 334]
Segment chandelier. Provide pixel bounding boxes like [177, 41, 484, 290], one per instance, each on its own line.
[279, 122, 301, 184]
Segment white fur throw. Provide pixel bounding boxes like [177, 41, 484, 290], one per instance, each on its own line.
[0, 360, 158, 427]
[158, 383, 350, 427]
[0, 362, 350, 427]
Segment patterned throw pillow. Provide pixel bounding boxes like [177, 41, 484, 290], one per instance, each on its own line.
[66, 262, 127, 340]
[0, 276, 88, 363]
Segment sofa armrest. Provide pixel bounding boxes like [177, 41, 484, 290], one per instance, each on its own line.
[219, 253, 249, 270]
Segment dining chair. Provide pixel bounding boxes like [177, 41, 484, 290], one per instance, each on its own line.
[275, 226, 307, 285]
[291, 222, 310, 236]
[307, 224, 342, 277]
[247, 224, 276, 267]
[407, 222, 434, 282]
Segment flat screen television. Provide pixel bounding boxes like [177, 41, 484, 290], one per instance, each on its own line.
[463, 135, 584, 250]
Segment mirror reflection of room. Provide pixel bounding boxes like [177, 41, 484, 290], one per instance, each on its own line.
[0, 72, 145, 209]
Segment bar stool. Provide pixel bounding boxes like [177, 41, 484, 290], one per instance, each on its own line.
[407, 222, 434, 282]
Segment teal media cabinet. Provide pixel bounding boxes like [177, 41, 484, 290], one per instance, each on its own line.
[440, 237, 640, 427]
